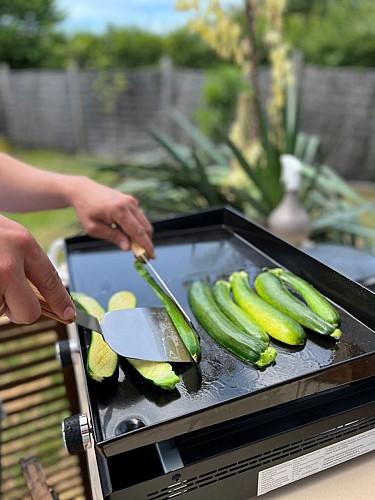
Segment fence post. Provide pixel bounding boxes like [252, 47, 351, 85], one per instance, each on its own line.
[160, 56, 174, 135]
[66, 63, 86, 153]
[0, 63, 14, 140]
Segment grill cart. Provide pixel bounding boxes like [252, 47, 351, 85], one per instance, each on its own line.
[59, 207, 375, 500]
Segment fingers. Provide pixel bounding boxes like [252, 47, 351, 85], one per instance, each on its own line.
[0, 220, 41, 323]
[92, 217, 155, 260]
[71, 180, 155, 257]
[2, 277, 41, 324]
[0, 218, 75, 324]
[25, 246, 76, 322]
[91, 221, 131, 251]
[83, 195, 155, 258]
[115, 207, 155, 259]
[114, 197, 154, 258]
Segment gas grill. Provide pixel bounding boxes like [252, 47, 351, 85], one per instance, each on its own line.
[59, 207, 375, 499]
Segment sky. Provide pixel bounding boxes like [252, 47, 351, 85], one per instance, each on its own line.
[56, 0, 244, 34]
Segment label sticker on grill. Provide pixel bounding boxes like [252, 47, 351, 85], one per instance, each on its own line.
[257, 427, 375, 496]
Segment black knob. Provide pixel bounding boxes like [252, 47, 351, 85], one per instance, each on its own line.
[55, 339, 79, 368]
[62, 414, 91, 455]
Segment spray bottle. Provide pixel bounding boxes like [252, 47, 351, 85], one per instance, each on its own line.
[267, 154, 310, 246]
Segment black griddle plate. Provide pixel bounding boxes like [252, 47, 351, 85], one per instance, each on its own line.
[65, 207, 375, 457]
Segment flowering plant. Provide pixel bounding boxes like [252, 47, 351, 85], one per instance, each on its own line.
[113, 1, 375, 248]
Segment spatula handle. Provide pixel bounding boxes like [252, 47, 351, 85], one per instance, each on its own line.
[28, 281, 75, 325]
[131, 241, 148, 261]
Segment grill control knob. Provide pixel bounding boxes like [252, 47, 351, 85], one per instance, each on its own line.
[62, 414, 92, 455]
[55, 339, 79, 368]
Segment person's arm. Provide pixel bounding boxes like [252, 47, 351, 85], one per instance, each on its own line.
[0, 153, 154, 324]
[0, 153, 154, 257]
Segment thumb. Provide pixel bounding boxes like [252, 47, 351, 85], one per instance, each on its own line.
[88, 221, 131, 251]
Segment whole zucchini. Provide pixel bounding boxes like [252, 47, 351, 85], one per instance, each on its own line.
[213, 280, 270, 343]
[269, 268, 341, 327]
[230, 271, 306, 346]
[135, 260, 201, 363]
[188, 281, 277, 367]
[107, 291, 180, 391]
[254, 272, 342, 340]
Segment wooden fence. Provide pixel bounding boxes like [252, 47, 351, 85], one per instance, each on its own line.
[0, 316, 90, 499]
[0, 61, 374, 180]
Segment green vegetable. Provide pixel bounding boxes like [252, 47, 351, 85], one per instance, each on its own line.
[254, 272, 342, 340]
[71, 292, 118, 382]
[213, 280, 270, 343]
[188, 281, 277, 367]
[269, 268, 341, 327]
[107, 291, 180, 390]
[107, 290, 136, 311]
[230, 271, 306, 346]
[134, 260, 201, 363]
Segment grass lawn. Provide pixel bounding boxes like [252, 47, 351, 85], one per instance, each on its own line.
[1, 147, 121, 249]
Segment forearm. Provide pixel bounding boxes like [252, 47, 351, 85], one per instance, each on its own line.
[0, 153, 85, 212]
[0, 153, 155, 258]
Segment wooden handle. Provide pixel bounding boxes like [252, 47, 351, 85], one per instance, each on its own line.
[28, 281, 75, 325]
[131, 241, 148, 261]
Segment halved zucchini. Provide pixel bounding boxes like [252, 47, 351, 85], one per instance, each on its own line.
[134, 260, 201, 363]
[107, 291, 180, 391]
[71, 292, 118, 382]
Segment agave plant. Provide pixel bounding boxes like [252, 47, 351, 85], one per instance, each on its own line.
[135, 106, 375, 248]
[100, 68, 375, 247]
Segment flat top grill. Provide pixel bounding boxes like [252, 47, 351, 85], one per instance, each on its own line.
[65, 208, 375, 457]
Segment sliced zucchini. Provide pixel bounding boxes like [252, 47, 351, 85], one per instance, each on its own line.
[123, 359, 180, 391]
[108, 290, 136, 311]
[230, 271, 306, 346]
[188, 281, 277, 367]
[71, 292, 118, 382]
[269, 268, 341, 327]
[255, 271, 342, 339]
[134, 260, 201, 363]
[107, 290, 180, 391]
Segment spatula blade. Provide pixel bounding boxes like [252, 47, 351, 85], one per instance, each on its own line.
[75, 306, 192, 363]
[100, 307, 192, 363]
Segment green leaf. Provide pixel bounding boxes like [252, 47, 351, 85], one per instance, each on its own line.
[225, 135, 274, 210]
[192, 151, 221, 205]
[302, 164, 364, 202]
[149, 128, 192, 172]
[310, 199, 375, 230]
[170, 109, 231, 166]
[285, 82, 300, 153]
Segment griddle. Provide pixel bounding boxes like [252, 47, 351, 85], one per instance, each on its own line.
[65, 207, 375, 458]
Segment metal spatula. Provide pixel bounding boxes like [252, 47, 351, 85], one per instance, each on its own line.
[30, 283, 192, 363]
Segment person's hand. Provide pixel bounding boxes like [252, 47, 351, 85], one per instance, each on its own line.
[0, 215, 76, 324]
[70, 178, 155, 258]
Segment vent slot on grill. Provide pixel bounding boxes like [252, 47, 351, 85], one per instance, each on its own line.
[176, 377, 375, 465]
[146, 414, 375, 500]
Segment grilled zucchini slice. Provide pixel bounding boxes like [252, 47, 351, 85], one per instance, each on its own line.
[71, 292, 118, 382]
[107, 291, 180, 391]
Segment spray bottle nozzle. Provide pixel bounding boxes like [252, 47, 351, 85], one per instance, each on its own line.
[280, 154, 302, 191]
